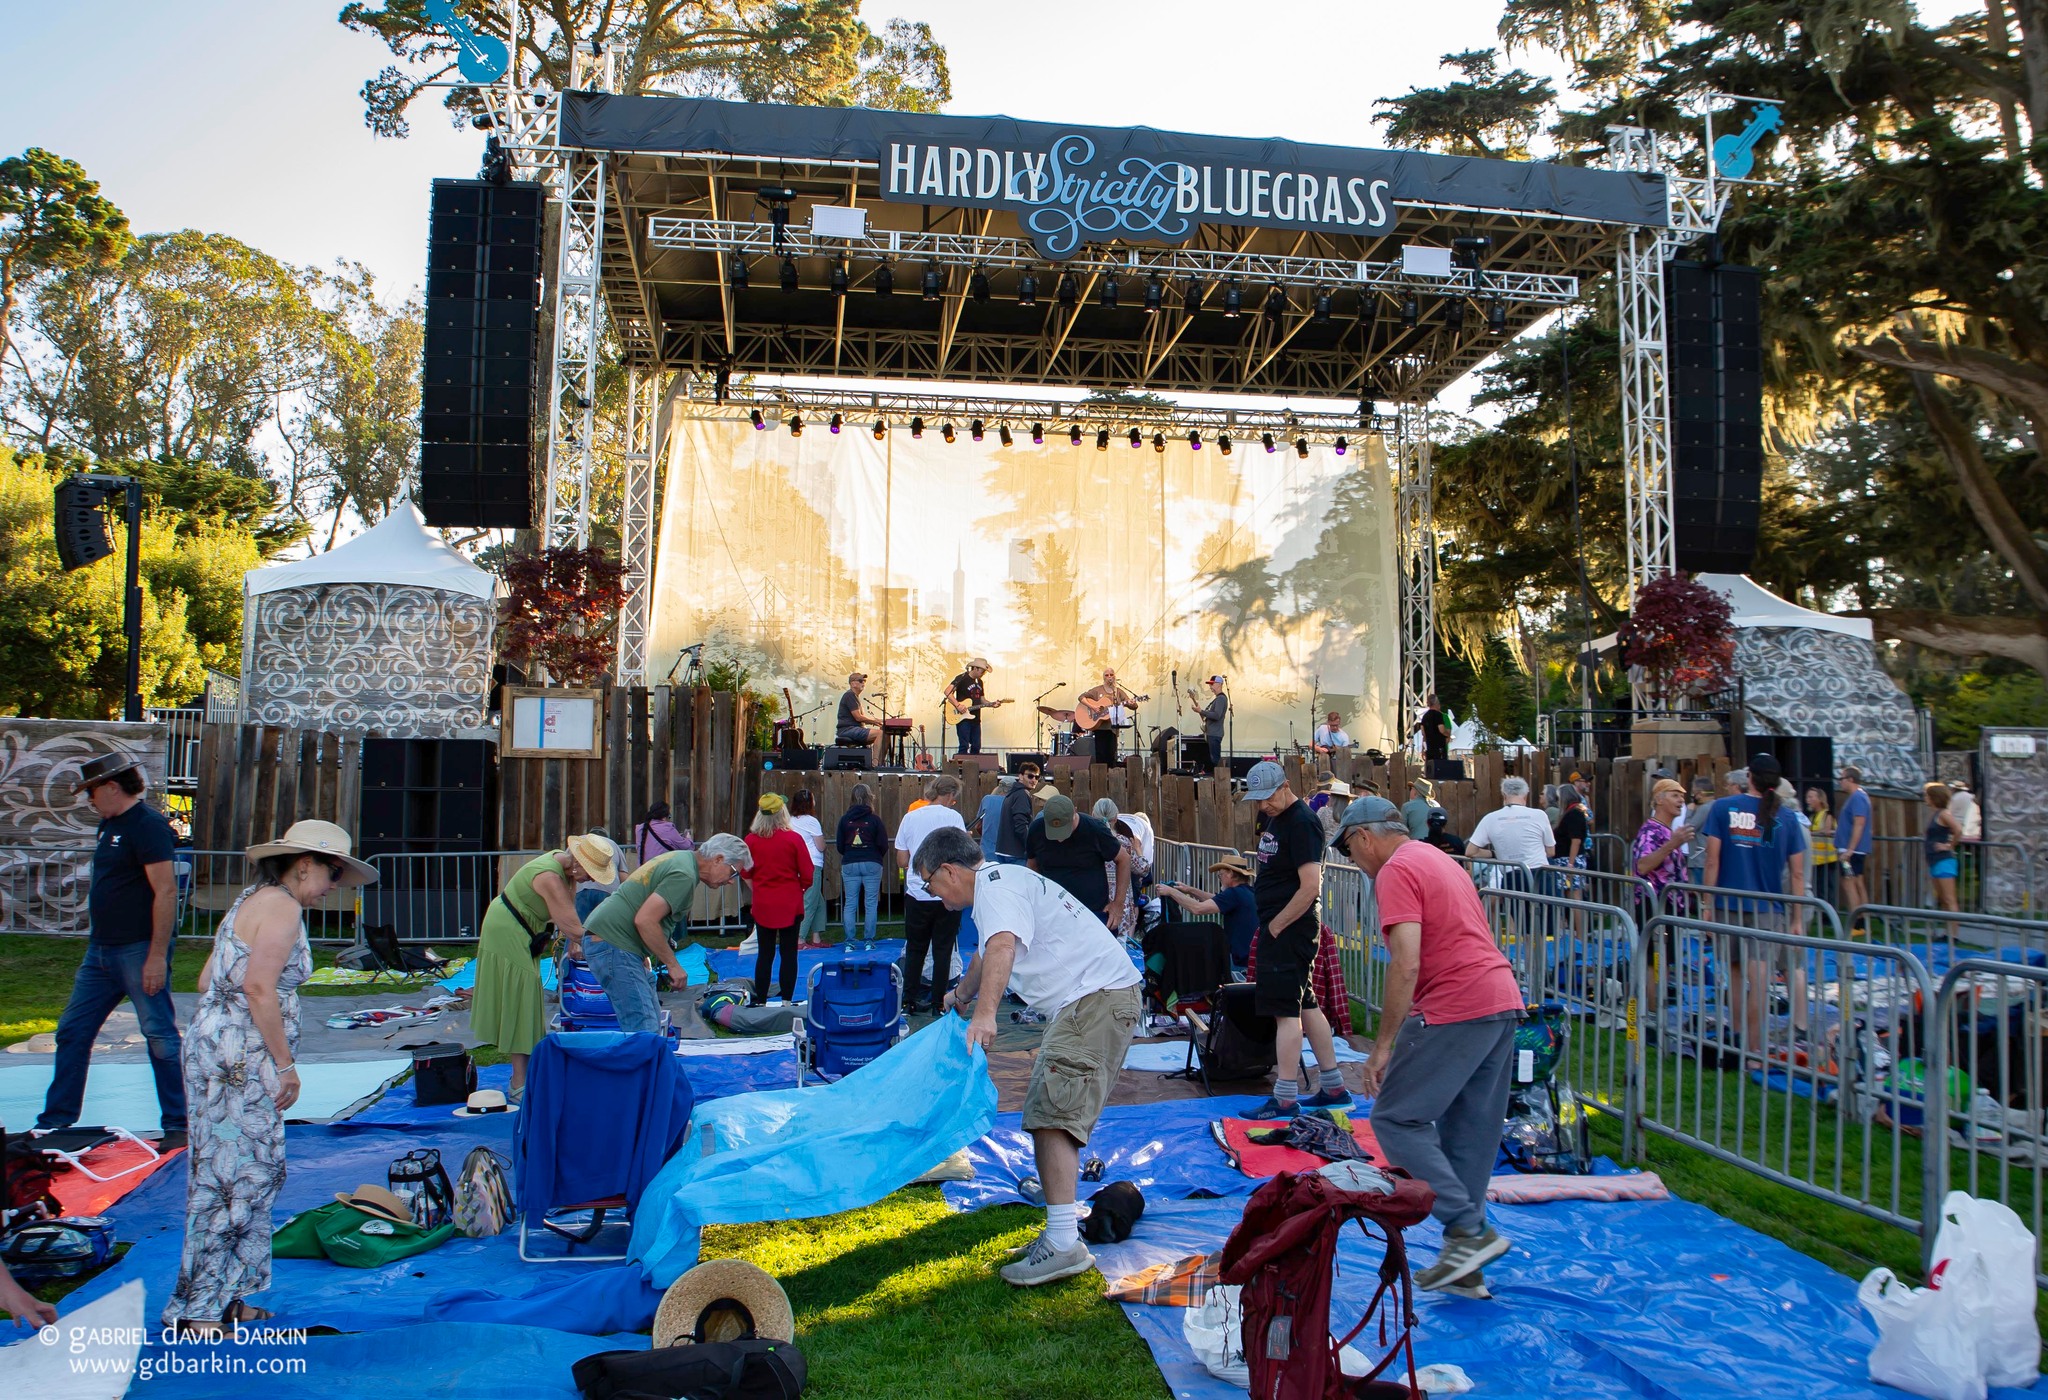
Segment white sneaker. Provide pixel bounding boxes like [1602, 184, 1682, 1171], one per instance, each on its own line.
[998, 1236, 1095, 1287]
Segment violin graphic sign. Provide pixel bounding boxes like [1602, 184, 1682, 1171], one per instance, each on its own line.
[1710, 102, 1783, 182]
[424, 0, 511, 85]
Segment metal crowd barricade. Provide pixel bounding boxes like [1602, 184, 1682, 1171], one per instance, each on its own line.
[1852, 903, 2048, 977]
[0, 846, 98, 935]
[1664, 882, 1846, 941]
[1587, 831, 1629, 875]
[1322, 854, 1380, 1019]
[1933, 958, 2048, 1284]
[179, 849, 359, 944]
[366, 849, 544, 945]
[1869, 836, 2030, 914]
[1638, 912, 1938, 1238]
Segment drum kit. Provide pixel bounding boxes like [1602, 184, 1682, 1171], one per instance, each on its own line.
[1036, 701, 1138, 756]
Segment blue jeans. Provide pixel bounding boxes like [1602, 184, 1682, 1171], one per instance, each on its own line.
[842, 862, 882, 947]
[581, 936, 664, 1034]
[39, 940, 187, 1131]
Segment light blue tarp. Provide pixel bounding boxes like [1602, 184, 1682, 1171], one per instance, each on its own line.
[0, 1058, 407, 1132]
[632, 1014, 996, 1284]
[705, 937, 907, 989]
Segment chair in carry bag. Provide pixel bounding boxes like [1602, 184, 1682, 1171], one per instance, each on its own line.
[794, 956, 907, 1086]
[1181, 982, 1279, 1095]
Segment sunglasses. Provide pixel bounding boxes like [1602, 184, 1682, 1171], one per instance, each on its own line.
[320, 858, 348, 880]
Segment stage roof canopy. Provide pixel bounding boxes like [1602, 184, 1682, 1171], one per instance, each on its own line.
[562, 93, 1667, 402]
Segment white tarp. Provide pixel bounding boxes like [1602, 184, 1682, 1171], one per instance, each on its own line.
[245, 503, 496, 600]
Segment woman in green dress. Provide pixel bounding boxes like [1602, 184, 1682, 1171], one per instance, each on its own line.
[472, 832, 619, 1096]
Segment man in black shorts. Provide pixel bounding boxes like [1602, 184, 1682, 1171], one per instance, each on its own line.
[1240, 760, 1349, 1119]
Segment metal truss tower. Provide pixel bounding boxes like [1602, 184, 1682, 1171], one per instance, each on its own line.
[1395, 401, 1436, 740]
[614, 367, 667, 684]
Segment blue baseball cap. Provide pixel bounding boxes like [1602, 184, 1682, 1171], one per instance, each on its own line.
[1241, 760, 1287, 801]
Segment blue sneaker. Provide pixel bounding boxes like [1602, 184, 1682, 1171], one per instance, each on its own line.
[1242, 1097, 1300, 1121]
[1299, 1088, 1354, 1112]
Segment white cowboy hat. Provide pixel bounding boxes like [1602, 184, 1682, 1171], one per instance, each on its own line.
[452, 1088, 516, 1118]
[246, 819, 377, 887]
[653, 1258, 795, 1347]
[565, 831, 621, 884]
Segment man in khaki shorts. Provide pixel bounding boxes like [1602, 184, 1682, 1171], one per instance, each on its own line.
[916, 825, 1142, 1286]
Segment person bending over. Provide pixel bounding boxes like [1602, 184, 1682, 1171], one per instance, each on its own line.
[582, 834, 750, 1031]
[918, 826, 1142, 1287]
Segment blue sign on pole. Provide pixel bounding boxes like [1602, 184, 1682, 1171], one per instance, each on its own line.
[1710, 103, 1783, 181]
[424, 0, 510, 86]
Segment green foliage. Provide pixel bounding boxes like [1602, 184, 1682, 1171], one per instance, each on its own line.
[0, 148, 130, 394]
[1375, 49, 1557, 159]
[1913, 667, 2048, 751]
[700, 655, 778, 751]
[1470, 638, 1538, 742]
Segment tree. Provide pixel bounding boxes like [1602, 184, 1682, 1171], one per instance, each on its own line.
[340, 1, 951, 137]
[1617, 572, 1735, 708]
[498, 545, 628, 685]
[1375, 49, 1557, 159]
[0, 149, 129, 400]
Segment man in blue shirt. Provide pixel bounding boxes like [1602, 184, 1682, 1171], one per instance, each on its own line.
[1701, 753, 1807, 1057]
[38, 752, 187, 1145]
[1159, 853, 1260, 969]
[1837, 765, 1872, 916]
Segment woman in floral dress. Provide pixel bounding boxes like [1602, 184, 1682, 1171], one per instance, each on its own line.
[162, 820, 375, 1336]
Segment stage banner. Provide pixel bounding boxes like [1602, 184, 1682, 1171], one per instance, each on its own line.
[648, 416, 1400, 756]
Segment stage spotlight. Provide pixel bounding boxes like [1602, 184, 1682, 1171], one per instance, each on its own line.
[1261, 432, 1275, 453]
[998, 424, 1013, 446]
[1143, 274, 1163, 315]
[750, 409, 765, 430]
[942, 421, 956, 443]
[1334, 435, 1348, 455]
[1018, 268, 1039, 306]
[1152, 432, 1166, 454]
[1095, 428, 1110, 451]
[970, 266, 991, 303]
[1223, 278, 1242, 317]
[1295, 437, 1309, 458]
[1487, 299, 1507, 335]
[1400, 294, 1418, 328]
[872, 418, 886, 439]
[1264, 284, 1287, 322]
[1181, 276, 1203, 316]
[970, 419, 985, 441]
[1218, 433, 1232, 456]
[1443, 297, 1465, 331]
[910, 416, 925, 438]
[1058, 272, 1079, 308]
[1031, 422, 1045, 444]
[875, 261, 895, 295]
[1452, 235, 1492, 269]
[1188, 429, 1202, 451]
[1100, 274, 1119, 309]
[1069, 423, 1083, 446]
[726, 252, 752, 290]
[922, 262, 943, 301]
[789, 414, 803, 437]
[829, 260, 848, 296]
[1312, 287, 1333, 323]
[779, 255, 798, 293]
[1128, 426, 1142, 449]
[829, 413, 843, 434]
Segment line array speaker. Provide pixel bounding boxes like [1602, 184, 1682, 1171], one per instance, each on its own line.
[419, 179, 543, 530]
[1667, 261, 1763, 574]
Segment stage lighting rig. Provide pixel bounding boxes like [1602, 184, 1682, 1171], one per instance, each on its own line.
[1187, 430, 1202, 450]
[1128, 427, 1142, 449]
[1018, 268, 1039, 306]
[789, 415, 803, 437]
[922, 262, 944, 301]
[874, 261, 895, 295]
[1261, 433, 1275, 453]
[1100, 274, 1119, 309]
[872, 418, 887, 439]
[1264, 284, 1287, 323]
[1400, 294, 1418, 328]
[1451, 235, 1491, 269]
[970, 266, 991, 303]
[829, 260, 848, 296]
[750, 409, 766, 430]
[970, 419, 985, 441]
[1096, 429, 1110, 451]
[1032, 422, 1045, 444]
[1069, 423, 1083, 446]
[1143, 275, 1163, 315]
[728, 253, 749, 290]
[779, 255, 799, 293]
[910, 416, 925, 438]
[756, 186, 798, 249]
[999, 424, 1014, 446]
[1181, 276, 1203, 317]
[1487, 299, 1507, 335]
[829, 414, 843, 434]
[1217, 433, 1232, 456]
[1223, 278, 1242, 318]
[1152, 432, 1166, 453]
[1057, 272, 1079, 308]
[1443, 298, 1466, 332]
[942, 421, 956, 443]
[1295, 437, 1309, 458]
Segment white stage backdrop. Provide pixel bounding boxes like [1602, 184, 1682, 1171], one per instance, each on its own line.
[649, 416, 1400, 754]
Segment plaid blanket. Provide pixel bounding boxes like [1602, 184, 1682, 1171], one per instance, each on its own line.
[1104, 1251, 1220, 1306]
[1245, 922, 1354, 1036]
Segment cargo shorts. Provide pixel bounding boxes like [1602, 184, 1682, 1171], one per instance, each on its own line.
[1021, 983, 1142, 1146]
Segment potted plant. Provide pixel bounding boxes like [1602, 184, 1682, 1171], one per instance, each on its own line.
[1617, 573, 1736, 757]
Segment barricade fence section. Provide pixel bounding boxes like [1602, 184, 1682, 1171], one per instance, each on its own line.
[1637, 913, 1938, 1239]
[180, 849, 358, 945]
[1322, 855, 1378, 1021]
[1663, 882, 1846, 941]
[0, 846, 98, 936]
[1868, 836, 2031, 915]
[1933, 958, 2048, 1284]
[1852, 903, 2048, 978]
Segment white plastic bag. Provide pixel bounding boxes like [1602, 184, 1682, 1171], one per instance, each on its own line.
[1929, 1191, 2041, 1390]
[1858, 1253, 1993, 1400]
[1183, 1284, 1250, 1387]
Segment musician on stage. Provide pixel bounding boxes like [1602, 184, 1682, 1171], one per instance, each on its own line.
[1313, 711, 1352, 756]
[1075, 668, 1148, 765]
[945, 657, 1009, 757]
[836, 671, 883, 769]
[1185, 675, 1228, 770]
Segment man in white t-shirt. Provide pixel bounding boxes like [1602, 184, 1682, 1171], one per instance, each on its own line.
[917, 824, 1142, 1289]
[1466, 777, 1555, 871]
[1312, 711, 1352, 755]
[895, 775, 968, 1011]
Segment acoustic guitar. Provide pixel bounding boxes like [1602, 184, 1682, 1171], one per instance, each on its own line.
[1073, 689, 1149, 731]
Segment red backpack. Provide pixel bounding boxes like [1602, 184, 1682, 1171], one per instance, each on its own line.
[1219, 1168, 1437, 1400]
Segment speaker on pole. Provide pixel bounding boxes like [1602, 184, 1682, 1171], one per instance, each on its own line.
[1667, 260, 1763, 574]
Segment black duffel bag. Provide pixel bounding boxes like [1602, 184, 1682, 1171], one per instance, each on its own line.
[573, 1339, 806, 1400]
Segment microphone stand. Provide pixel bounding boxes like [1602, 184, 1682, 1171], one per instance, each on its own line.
[1033, 681, 1063, 758]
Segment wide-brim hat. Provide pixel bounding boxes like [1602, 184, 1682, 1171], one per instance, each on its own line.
[1207, 854, 1255, 879]
[247, 819, 377, 887]
[653, 1258, 795, 1348]
[452, 1088, 516, 1118]
[967, 656, 992, 671]
[565, 832, 620, 884]
[335, 1183, 413, 1225]
[74, 752, 142, 793]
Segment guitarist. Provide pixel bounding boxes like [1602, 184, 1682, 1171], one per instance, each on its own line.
[944, 657, 1010, 757]
[1073, 668, 1149, 766]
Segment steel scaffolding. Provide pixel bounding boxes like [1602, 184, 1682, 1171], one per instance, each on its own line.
[613, 367, 666, 684]
[1396, 401, 1436, 740]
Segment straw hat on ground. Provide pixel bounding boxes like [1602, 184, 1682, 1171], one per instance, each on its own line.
[334, 1183, 413, 1225]
[654, 1258, 795, 1347]
[247, 819, 377, 886]
[565, 831, 620, 884]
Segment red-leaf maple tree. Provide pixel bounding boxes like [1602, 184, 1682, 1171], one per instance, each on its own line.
[497, 546, 626, 687]
[1616, 573, 1736, 709]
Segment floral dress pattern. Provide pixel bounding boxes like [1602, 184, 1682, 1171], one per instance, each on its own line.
[161, 888, 311, 1326]
[1106, 834, 1150, 942]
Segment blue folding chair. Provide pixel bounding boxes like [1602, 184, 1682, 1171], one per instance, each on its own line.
[793, 956, 907, 1086]
[552, 956, 675, 1036]
[514, 1030, 694, 1262]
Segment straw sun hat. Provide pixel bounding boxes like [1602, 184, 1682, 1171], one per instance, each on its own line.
[653, 1258, 795, 1348]
[565, 831, 621, 884]
[334, 1183, 413, 1225]
[246, 819, 377, 887]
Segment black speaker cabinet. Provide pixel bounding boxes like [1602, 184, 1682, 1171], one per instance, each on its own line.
[1667, 261, 1764, 574]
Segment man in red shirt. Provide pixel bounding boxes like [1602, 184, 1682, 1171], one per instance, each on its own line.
[1334, 795, 1525, 1295]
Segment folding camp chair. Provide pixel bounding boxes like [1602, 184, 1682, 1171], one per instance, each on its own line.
[794, 956, 906, 1086]
[359, 924, 450, 981]
[514, 1030, 693, 1262]
[27, 1127, 162, 1184]
[551, 957, 675, 1036]
[1180, 983, 1279, 1095]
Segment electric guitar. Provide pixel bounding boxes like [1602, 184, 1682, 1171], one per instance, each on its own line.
[423, 0, 512, 85]
[1711, 104, 1782, 181]
[943, 693, 1012, 722]
[1073, 689, 1150, 731]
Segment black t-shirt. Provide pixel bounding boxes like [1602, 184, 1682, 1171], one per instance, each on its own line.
[950, 672, 983, 714]
[836, 689, 864, 738]
[90, 800, 176, 944]
[1557, 806, 1589, 856]
[1421, 708, 1449, 759]
[1026, 812, 1123, 913]
[1253, 799, 1325, 927]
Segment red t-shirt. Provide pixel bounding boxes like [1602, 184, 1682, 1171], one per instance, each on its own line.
[743, 828, 815, 929]
[1371, 840, 1524, 1024]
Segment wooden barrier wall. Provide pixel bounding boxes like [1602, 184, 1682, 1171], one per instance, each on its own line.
[193, 726, 365, 876]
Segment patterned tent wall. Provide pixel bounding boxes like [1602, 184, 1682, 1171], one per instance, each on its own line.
[1734, 627, 1922, 790]
[0, 719, 168, 934]
[240, 582, 494, 738]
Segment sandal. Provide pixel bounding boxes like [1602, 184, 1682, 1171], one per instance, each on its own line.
[227, 1302, 274, 1324]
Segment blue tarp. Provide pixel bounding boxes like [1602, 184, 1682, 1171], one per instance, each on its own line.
[352, 1047, 798, 1128]
[943, 1095, 1273, 1211]
[632, 1014, 996, 1285]
[706, 937, 907, 990]
[0, 1058, 407, 1132]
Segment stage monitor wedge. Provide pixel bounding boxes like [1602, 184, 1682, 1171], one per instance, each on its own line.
[419, 177, 544, 531]
[1666, 261, 1764, 574]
